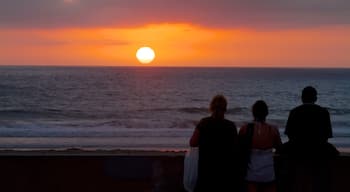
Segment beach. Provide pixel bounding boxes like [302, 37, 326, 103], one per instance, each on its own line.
[0, 149, 349, 192]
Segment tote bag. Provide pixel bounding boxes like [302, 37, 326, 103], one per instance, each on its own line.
[183, 147, 198, 192]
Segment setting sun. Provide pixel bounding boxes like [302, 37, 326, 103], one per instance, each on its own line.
[136, 47, 156, 64]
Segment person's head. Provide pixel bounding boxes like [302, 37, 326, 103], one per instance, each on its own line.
[210, 94, 227, 119]
[252, 100, 268, 122]
[302, 86, 317, 103]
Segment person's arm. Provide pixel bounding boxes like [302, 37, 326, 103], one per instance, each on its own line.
[324, 109, 333, 140]
[238, 124, 247, 147]
[232, 123, 238, 146]
[238, 125, 247, 137]
[285, 110, 295, 140]
[273, 126, 282, 149]
[190, 128, 200, 147]
[228, 122, 239, 152]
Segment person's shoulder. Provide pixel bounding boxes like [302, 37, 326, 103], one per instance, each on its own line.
[266, 123, 279, 133]
[196, 117, 211, 130]
[309, 104, 330, 113]
[223, 118, 236, 126]
[319, 106, 330, 116]
[289, 105, 302, 115]
[293, 103, 320, 111]
[318, 105, 330, 112]
[293, 104, 308, 111]
[311, 103, 324, 109]
[239, 123, 248, 135]
[198, 116, 212, 125]
[201, 116, 213, 121]
[266, 122, 278, 129]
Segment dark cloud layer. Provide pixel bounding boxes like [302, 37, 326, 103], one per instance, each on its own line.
[1, 0, 350, 29]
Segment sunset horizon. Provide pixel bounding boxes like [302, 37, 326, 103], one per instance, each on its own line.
[2, 64, 350, 69]
[1, 0, 349, 68]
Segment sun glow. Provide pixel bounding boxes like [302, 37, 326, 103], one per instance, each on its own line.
[136, 47, 155, 64]
[1, 24, 349, 67]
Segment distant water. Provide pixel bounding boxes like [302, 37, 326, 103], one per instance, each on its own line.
[0, 66, 349, 151]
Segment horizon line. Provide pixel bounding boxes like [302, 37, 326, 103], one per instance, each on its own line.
[1, 65, 350, 69]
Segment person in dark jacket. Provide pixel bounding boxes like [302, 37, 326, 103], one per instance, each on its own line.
[285, 86, 332, 152]
[284, 86, 336, 192]
[190, 94, 239, 192]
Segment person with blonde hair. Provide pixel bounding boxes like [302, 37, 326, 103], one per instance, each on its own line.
[190, 95, 239, 192]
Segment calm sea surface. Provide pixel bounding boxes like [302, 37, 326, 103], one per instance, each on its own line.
[0, 67, 349, 151]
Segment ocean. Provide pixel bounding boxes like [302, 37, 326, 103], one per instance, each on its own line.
[0, 66, 349, 151]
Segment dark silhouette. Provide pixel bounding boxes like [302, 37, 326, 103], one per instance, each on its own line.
[190, 95, 239, 192]
[239, 100, 281, 192]
[285, 86, 332, 150]
[283, 86, 337, 192]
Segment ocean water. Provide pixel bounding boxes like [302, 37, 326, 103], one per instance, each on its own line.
[0, 66, 349, 151]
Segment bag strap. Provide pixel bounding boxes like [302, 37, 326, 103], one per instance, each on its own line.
[238, 122, 255, 180]
[246, 123, 255, 148]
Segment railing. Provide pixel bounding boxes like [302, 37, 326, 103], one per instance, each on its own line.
[0, 151, 348, 192]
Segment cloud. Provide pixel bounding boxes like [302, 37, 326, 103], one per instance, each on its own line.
[0, 31, 129, 46]
[0, 0, 349, 29]
[3, 38, 129, 46]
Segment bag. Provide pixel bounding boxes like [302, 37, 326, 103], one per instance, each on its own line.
[238, 123, 255, 178]
[183, 147, 198, 192]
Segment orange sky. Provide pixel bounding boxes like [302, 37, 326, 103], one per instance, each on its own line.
[1, 23, 349, 67]
[1, 0, 350, 67]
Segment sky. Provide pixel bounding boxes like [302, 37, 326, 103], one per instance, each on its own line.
[0, 0, 350, 67]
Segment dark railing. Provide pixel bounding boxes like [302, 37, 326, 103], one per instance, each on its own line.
[0, 151, 348, 192]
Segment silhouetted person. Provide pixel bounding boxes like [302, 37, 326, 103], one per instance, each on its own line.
[284, 86, 335, 192]
[190, 95, 239, 192]
[285, 86, 332, 151]
[239, 100, 281, 192]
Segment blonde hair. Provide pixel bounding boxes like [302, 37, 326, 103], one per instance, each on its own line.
[209, 95, 227, 113]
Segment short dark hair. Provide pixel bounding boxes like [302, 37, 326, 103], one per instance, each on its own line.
[302, 86, 317, 103]
[252, 100, 268, 122]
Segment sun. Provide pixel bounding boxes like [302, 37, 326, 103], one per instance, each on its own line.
[136, 47, 156, 64]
